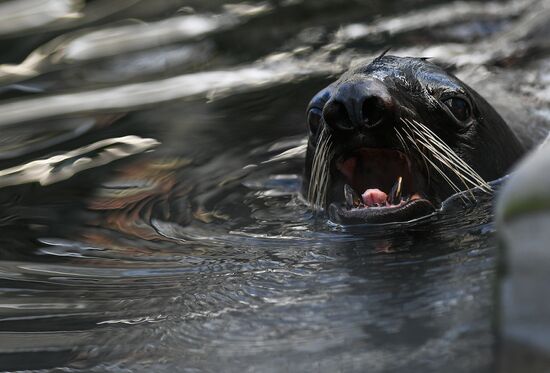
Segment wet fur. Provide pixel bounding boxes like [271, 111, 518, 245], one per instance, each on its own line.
[304, 56, 525, 212]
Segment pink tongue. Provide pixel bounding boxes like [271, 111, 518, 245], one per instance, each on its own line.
[362, 188, 388, 206]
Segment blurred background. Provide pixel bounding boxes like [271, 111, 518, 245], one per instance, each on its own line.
[0, 0, 548, 372]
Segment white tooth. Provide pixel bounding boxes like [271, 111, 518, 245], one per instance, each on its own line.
[344, 184, 363, 208]
[388, 176, 403, 204]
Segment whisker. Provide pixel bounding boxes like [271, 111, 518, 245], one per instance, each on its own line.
[397, 126, 431, 184]
[394, 128, 410, 154]
[400, 125, 468, 202]
[407, 119, 492, 193]
[412, 124, 488, 190]
[403, 121, 478, 200]
[404, 123, 476, 193]
[307, 128, 333, 211]
[401, 118, 491, 198]
[412, 134, 477, 199]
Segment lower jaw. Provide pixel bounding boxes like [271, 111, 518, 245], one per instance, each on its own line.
[328, 199, 436, 225]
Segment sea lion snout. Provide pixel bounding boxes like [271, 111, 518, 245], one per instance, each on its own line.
[305, 55, 525, 224]
[322, 79, 395, 132]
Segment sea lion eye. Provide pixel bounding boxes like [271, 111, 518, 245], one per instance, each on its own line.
[307, 107, 322, 134]
[443, 97, 470, 122]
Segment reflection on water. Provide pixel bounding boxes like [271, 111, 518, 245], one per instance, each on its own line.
[0, 0, 548, 372]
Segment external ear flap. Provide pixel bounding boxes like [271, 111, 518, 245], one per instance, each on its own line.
[418, 55, 456, 72]
[441, 62, 458, 72]
[373, 47, 392, 63]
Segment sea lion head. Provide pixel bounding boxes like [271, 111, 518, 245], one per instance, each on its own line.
[304, 55, 524, 224]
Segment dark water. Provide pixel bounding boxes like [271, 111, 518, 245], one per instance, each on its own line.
[0, 0, 548, 372]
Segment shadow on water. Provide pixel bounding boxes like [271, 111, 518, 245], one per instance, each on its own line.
[0, 0, 548, 371]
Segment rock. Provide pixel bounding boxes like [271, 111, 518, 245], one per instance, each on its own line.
[496, 133, 550, 373]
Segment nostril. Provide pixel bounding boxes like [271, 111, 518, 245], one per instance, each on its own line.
[362, 96, 385, 127]
[307, 107, 322, 135]
[323, 101, 353, 131]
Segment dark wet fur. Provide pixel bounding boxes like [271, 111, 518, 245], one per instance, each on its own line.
[303, 55, 525, 223]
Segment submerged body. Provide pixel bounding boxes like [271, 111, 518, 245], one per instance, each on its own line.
[304, 55, 525, 224]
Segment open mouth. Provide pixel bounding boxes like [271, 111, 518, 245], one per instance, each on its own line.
[328, 148, 436, 224]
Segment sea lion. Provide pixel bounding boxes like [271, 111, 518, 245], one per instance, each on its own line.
[303, 54, 525, 224]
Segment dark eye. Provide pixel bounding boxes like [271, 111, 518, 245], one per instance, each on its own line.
[443, 97, 471, 122]
[307, 107, 322, 134]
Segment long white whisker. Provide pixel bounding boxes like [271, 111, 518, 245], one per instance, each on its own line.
[401, 126, 467, 202]
[407, 118, 492, 193]
[394, 128, 410, 155]
[411, 135, 481, 194]
[398, 126, 432, 184]
[404, 123, 477, 193]
[401, 118, 492, 198]
[412, 123, 489, 190]
[411, 133, 477, 199]
[307, 128, 333, 211]
[403, 120, 477, 199]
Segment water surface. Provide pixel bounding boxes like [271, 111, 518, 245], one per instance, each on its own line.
[0, 0, 549, 371]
